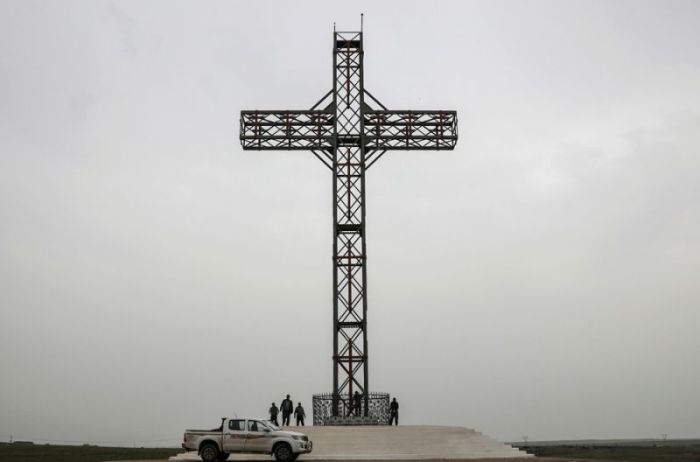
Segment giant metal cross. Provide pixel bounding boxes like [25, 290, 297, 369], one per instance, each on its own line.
[240, 25, 457, 417]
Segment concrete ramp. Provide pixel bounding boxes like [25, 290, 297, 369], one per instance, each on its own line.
[170, 426, 532, 460]
[301, 426, 531, 459]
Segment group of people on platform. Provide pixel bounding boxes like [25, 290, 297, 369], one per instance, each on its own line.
[269, 394, 306, 426]
[268, 393, 399, 426]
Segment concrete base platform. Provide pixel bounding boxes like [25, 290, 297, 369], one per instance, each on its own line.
[169, 426, 532, 460]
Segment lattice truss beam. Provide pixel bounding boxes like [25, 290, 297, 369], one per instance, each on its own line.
[240, 106, 458, 169]
[364, 110, 457, 150]
[334, 145, 366, 399]
[332, 32, 367, 404]
[240, 110, 334, 150]
[240, 107, 457, 161]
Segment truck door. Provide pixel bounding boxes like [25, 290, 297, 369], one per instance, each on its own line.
[222, 419, 246, 452]
[243, 420, 274, 453]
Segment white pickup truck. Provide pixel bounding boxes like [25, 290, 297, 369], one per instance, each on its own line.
[182, 418, 312, 462]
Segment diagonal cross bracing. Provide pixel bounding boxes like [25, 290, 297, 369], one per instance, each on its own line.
[332, 31, 367, 416]
[364, 111, 458, 150]
[240, 110, 334, 150]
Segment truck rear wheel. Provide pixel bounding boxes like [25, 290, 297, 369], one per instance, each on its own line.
[200, 442, 219, 462]
[273, 442, 293, 462]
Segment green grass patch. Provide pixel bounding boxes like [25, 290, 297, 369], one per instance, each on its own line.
[522, 444, 700, 462]
[0, 442, 180, 462]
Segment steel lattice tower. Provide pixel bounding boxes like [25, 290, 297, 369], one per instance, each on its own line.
[240, 24, 457, 418]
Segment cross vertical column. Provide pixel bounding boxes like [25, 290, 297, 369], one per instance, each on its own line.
[332, 30, 367, 417]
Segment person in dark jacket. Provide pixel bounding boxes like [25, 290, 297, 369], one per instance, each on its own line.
[353, 391, 362, 416]
[389, 397, 399, 425]
[269, 402, 279, 426]
[294, 402, 306, 426]
[281, 394, 294, 426]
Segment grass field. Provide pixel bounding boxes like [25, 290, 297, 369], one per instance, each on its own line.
[3, 441, 700, 462]
[0, 442, 179, 462]
[519, 443, 700, 461]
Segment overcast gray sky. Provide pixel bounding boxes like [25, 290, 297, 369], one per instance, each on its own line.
[1, 0, 699, 447]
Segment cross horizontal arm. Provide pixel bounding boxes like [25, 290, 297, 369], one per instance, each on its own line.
[240, 110, 334, 150]
[363, 110, 458, 150]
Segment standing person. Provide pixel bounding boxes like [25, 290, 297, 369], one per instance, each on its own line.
[281, 394, 294, 426]
[389, 397, 399, 425]
[353, 391, 362, 416]
[294, 402, 306, 426]
[269, 402, 279, 426]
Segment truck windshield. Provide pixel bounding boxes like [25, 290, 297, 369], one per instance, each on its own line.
[263, 420, 280, 431]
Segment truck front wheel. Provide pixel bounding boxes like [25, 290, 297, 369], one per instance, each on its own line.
[217, 453, 230, 461]
[200, 442, 219, 462]
[273, 443, 293, 462]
